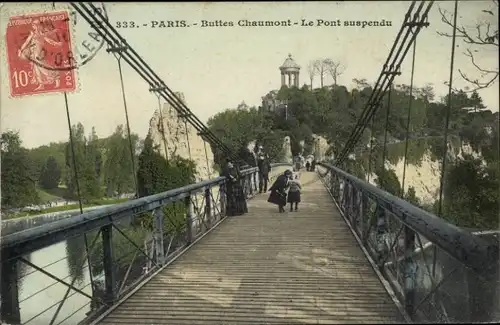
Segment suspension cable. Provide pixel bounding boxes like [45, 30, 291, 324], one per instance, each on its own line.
[437, 0, 459, 218]
[108, 47, 139, 198]
[155, 93, 170, 164]
[381, 85, 392, 168]
[52, 2, 97, 311]
[336, 1, 423, 163]
[335, 1, 433, 165]
[72, 3, 249, 166]
[366, 111, 376, 183]
[61, 92, 95, 320]
[203, 141, 212, 177]
[400, 37, 418, 198]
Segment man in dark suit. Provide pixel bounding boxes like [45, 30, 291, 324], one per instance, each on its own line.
[257, 152, 271, 193]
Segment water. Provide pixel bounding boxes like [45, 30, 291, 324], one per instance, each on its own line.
[1, 212, 107, 325]
[5, 237, 94, 325]
[1, 206, 111, 236]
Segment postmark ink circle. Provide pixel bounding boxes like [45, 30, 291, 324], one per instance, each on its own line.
[22, 2, 108, 72]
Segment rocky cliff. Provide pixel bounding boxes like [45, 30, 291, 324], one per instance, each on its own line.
[148, 93, 216, 181]
[367, 143, 481, 204]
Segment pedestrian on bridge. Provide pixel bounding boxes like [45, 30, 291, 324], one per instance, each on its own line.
[257, 153, 271, 193]
[223, 161, 248, 216]
[268, 169, 292, 213]
[288, 173, 302, 212]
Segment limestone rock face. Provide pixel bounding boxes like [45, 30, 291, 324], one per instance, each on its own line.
[283, 136, 293, 163]
[312, 135, 330, 161]
[148, 93, 216, 181]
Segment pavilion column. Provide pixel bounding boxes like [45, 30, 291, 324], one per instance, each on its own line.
[281, 73, 285, 86]
[294, 72, 299, 87]
[288, 73, 292, 87]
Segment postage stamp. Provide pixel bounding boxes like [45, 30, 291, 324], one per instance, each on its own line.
[5, 10, 77, 97]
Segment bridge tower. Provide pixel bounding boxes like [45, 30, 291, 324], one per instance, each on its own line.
[279, 54, 300, 87]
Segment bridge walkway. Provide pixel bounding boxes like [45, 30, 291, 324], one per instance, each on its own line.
[95, 171, 404, 324]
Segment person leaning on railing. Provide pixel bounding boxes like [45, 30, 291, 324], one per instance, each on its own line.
[257, 153, 272, 193]
[222, 160, 248, 216]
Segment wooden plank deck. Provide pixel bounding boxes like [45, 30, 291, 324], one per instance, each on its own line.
[97, 171, 404, 324]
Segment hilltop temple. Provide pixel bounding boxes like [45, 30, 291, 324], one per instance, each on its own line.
[261, 54, 301, 112]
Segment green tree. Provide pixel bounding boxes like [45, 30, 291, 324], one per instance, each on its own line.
[207, 104, 282, 165]
[65, 123, 102, 201]
[443, 155, 499, 229]
[1, 131, 39, 208]
[39, 156, 61, 190]
[404, 186, 420, 206]
[374, 167, 401, 196]
[26, 142, 67, 185]
[103, 125, 138, 196]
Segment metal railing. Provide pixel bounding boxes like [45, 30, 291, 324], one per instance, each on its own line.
[0, 163, 290, 325]
[317, 162, 499, 323]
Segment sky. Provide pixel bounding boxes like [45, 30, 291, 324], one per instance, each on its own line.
[1, 1, 498, 149]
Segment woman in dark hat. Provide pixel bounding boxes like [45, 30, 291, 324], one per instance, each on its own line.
[222, 161, 248, 216]
[267, 169, 292, 213]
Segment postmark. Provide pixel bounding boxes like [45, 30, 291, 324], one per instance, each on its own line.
[63, 2, 108, 71]
[5, 10, 77, 97]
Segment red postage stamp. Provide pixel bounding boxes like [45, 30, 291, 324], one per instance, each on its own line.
[5, 11, 77, 97]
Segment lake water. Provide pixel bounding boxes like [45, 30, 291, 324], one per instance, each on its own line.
[6, 237, 94, 325]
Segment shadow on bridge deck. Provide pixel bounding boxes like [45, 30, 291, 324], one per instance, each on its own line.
[96, 172, 404, 324]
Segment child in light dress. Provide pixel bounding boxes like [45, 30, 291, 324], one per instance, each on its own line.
[287, 172, 302, 212]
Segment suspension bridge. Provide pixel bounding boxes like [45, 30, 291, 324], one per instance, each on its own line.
[1, 1, 499, 324]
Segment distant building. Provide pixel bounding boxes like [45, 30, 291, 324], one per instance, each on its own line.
[261, 54, 301, 114]
[279, 53, 301, 87]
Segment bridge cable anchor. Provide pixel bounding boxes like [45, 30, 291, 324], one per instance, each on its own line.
[106, 45, 129, 54]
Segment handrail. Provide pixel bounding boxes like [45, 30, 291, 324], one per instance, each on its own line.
[1, 163, 290, 259]
[318, 162, 498, 274]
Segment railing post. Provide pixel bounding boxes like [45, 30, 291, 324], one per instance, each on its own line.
[349, 184, 355, 223]
[374, 204, 388, 265]
[185, 195, 194, 245]
[403, 226, 417, 317]
[219, 183, 226, 218]
[247, 173, 253, 197]
[358, 190, 365, 237]
[252, 172, 257, 192]
[341, 180, 348, 213]
[101, 224, 115, 304]
[204, 187, 212, 227]
[351, 187, 359, 227]
[0, 256, 21, 324]
[153, 208, 165, 265]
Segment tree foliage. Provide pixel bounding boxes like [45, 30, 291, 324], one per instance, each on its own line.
[438, 0, 499, 91]
[1, 131, 39, 208]
[443, 155, 499, 229]
[137, 133, 196, 198]
[208, 77, 498, 230]
[103, 125, 139, 196]
[64, 124, 102, 202]
[39, 156, 61, 190]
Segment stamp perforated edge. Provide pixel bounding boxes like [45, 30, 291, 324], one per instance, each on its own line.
[1, 3, 82, 100]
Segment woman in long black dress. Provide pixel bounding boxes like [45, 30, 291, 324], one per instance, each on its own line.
[223, 161, 248, 216]
[268, 169, 292, 213]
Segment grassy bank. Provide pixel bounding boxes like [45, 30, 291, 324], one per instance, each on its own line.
[2, 198, 131, 220]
